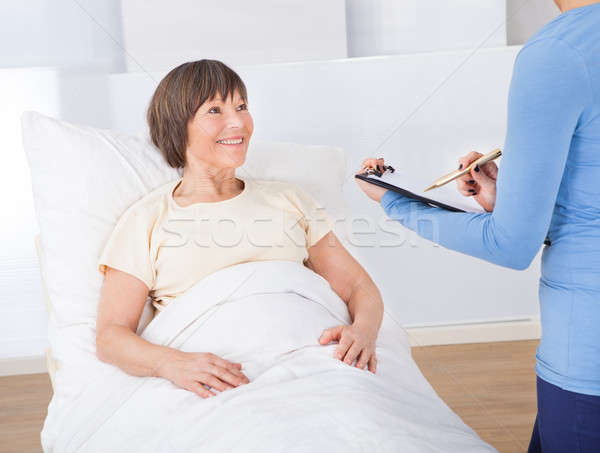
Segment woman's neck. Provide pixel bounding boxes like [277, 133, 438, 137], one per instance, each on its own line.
[175, 166, 243, 202]
[555, 0, 599, 13]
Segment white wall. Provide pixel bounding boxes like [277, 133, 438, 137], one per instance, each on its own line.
[119, 0, 348, 72]
[506, 0, 560, 45]
[0, 0, 125, 72]
[0, 0, 347, 73]
[0, 0, 560, 72]
[346, 0, 507, 57]
[1, 68, 62, 358]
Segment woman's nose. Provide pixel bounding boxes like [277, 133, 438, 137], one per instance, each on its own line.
[223, 111, 244, 127]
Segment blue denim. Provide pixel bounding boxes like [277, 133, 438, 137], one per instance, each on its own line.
[528, 376, 600, 453]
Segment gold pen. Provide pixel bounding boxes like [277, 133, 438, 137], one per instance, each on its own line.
[424, 148, 502, 192]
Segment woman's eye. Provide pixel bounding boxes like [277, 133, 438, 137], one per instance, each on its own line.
[208, 104, 246, 114]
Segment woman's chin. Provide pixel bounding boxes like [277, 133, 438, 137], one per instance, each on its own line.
[225, 150, 247, 168]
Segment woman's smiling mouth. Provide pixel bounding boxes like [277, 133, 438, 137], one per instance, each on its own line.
[216, 136, 244, 145]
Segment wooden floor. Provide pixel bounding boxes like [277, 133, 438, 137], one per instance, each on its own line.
[0, 340, 538, 453]
[0, 372, 53, 453]
[411, 339, 538, 452]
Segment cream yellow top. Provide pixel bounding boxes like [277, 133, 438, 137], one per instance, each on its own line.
[98, 176, 335, 314]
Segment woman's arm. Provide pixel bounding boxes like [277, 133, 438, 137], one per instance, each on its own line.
[96, 268, 250, 396]
[305, 231, 382, 372]
[377, 38, 590, 270]
[96, 267, 175, 377]
[305, 231, 384, 333]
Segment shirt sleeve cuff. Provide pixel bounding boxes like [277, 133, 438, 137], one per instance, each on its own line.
[380, 189, 406, 214]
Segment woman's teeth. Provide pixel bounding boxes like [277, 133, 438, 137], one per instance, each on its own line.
[216, 138, 243, 145]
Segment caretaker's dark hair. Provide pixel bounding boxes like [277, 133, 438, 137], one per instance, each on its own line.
[146, 59, 248, 168]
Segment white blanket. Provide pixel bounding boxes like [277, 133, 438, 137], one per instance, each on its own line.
[41, 260, 496, 452]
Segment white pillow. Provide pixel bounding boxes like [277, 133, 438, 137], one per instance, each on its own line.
[21, 111, 348, 376]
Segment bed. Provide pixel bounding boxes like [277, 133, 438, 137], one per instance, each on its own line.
[34, 233, 59, 391]
[22, 111, 497, 452]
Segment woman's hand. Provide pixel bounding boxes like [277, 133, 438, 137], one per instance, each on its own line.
[457, 151, 498, 212]
[156, 350, 250, 398]
[355, 157, 389, 203]
[318, 323, 378, 374]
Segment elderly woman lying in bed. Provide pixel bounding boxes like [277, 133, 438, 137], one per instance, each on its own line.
[95, 60, 384, 399]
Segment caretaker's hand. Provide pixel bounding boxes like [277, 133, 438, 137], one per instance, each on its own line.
[355, 157, 389, 203]
[319, 323, 378, 374]
[456, 151, 498, 212]
[156, 350, 250, 398]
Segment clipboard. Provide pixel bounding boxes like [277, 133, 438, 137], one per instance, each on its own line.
[354, 166, 486, 213]
[356, 165, 553, 246]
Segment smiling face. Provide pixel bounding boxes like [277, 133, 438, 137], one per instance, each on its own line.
[184, 90, 254, 170]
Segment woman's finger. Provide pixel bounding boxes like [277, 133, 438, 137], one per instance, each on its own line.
[199, 372, 234, 392]
[190, 380, 216, 398]
[334, 335, 353, 361]
[355, 348, 370, 369]
[343, 341, 363, 366]
[208, 355, 246, 378]
[368, 354, 377, 374]
[208, 364, 249, 387]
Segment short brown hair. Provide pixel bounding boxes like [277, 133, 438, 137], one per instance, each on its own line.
[146, 59, 248, 168]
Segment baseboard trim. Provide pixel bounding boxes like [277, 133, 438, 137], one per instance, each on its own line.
[0, 355, 47, 377]
[0, 319, 541, 376]
[405, 318, 541, 347]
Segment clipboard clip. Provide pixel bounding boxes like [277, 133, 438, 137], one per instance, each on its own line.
[360, 164, 395, 178]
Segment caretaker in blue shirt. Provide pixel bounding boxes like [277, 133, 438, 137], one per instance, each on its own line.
[356, 2, 600, 452]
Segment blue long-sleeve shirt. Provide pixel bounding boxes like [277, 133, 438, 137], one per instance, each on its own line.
[380, 4, 600, 395]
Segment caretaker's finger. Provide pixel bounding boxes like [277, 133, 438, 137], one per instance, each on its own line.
[480, 160, 499, 180]
[343, 341, 363, 366]
[457, 177, 475, 188]
[456, 179, 474, 197]
[361, 157, 381, 168]
[360, 157, 385, 173]
[457, 151, 483, 183]
[458, 151, 483, 172]
[190, 381, 216, 398]
[471, 161, 496, 191]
